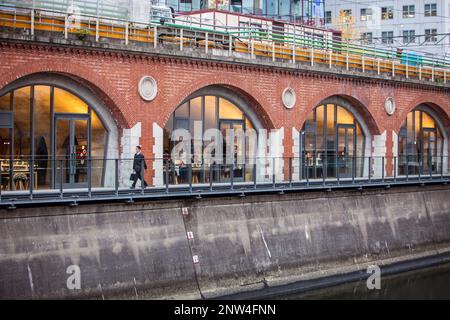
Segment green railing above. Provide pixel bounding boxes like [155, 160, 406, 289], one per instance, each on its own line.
[0, 1, 449, 81]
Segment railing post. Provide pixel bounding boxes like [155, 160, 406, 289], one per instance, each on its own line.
[230, 164, 234, 190]
[251, 38, 254, 58]
[377, 59, 380, 75]
[394, 156, 397, 183]
[29, 159, 34, 200]
[306, 157, 310, 187]
[346, 40, 349, 71]
[445, 70, 447, 84]
[293, 26, 296, 65]
[299, 153, 303, 181]
[188, 163, 193, 193]
[59, 159, 63, 199]
[31, 8, 35, 36]
[229, 34, 233, 56]
[432, 54, 436, 82]
[205, 32, 208, 54]
[441, 154, 444, 180]
[293, 44, 296, 64]
[418, 158, 422, 182]
[253, 163, 257, 189]
[95, 18, 99, 42]
[368, 156, 372, 183]
[352, 156, 355, 184]
[125, 21, 129, 45]
[115, 159, 119, 196]
[141, 159, 145, 195]
[289, 157, 292, 188]
[272, 157, 276, 189]
[329, 50, 332, 69]
[272, 42, 275, 62]
[180, 28, 183, 51]
[362, 51, 365, 73]
[153, 26, 157, 48]
[336, 156, 339, 184]
[88, 158, 92, 198]
[382, 157, 385, 182]
[64, 15, 68, 39]
[406, 60, 409, 79]
[323, 155, 327, 186]
[209, 164, 213, 192]
[430, 155, 433, 179]
[406, 157, 409, 181]
[419, 66, 422, 80]
[310, 44, 314, 66]
[165, 161, 169, 194]
[392, 49, 395, 78]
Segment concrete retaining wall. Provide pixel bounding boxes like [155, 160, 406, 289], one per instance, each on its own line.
[1, 185, 450, 299]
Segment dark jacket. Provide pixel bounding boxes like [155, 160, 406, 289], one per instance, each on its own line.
[133, 153, 147, 172]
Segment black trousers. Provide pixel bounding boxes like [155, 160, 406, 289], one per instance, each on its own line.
[132, 171, 148, 188]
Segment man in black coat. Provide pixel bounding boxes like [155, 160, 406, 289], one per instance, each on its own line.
[131, 145, 148, 189]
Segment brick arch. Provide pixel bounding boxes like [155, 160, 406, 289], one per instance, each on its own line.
[394, 95, 450, 134]
[158, 74, 276, 130]
[0, 61, 131, 129]
[306, 93, 383, 135]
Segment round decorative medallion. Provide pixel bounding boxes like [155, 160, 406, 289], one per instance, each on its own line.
[138, 76, 157, 101]
[385, 97, 395, 116]
[282, 87, 296, 109]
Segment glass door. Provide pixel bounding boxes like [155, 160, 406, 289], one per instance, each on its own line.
[336, 124, 356, 179]
[54, 114, 90, 188]
[422, 128, 437, 175]
[219, 120, 245, 182]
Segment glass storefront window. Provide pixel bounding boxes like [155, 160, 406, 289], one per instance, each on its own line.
[164, 94, 256, 185]
[204, 96, 217, 131]
[0, 93, 10, 111]
[0, 128, 10, 158]
[54, 88, 88, 114]
[34, 86, 52, 188]
[0, 85, 108, 191]
[301, 102, 365, 180]
[398, 107, 444, 176]
[13, 87, 31, 160]
[0, 92, 11, 190]
[91, 109, 108, 187]
[219, 98, 244, 119]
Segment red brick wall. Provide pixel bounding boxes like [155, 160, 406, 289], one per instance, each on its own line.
[1, 41, 449, 178]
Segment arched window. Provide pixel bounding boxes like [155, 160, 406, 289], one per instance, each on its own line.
[0, 85, 108, 191]
[301, 102, 366, 179]
[398, 106, 444, 175]
[163, 95, 257, 184]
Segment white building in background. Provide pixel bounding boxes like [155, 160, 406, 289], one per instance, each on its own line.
[324, 0, 450, 58]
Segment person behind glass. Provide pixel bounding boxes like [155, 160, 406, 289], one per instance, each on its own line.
[131, 145, 148, 189]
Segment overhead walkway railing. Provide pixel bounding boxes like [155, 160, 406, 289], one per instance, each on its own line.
[0, 2, 449, 83]
[0, 156, 449, 208]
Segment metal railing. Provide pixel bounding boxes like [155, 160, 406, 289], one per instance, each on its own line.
[0, 155, 449, 207]
[0, 2, 449, 84]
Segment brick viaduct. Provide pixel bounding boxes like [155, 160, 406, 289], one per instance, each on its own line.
[1, 38, 449, 181]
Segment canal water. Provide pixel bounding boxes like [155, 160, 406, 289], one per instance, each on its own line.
[276, 263, 450, 300]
